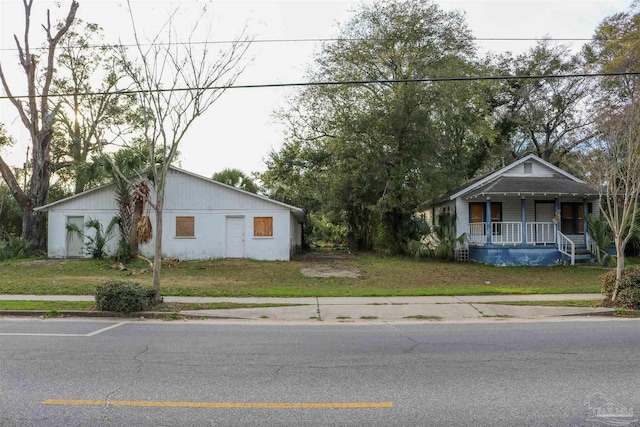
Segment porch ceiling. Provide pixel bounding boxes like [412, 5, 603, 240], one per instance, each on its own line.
[462, 176, 598, 200]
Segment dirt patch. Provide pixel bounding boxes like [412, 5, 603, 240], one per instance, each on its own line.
[299, 251, 360, 278]
[17, 259, 68, 266]
[300, 265, 361, 278]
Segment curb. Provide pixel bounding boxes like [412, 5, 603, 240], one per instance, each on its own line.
[561, 309, 640, 318]
[0, 310, 191, 319]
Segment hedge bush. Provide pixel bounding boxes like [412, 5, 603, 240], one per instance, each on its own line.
[95, 280, 157, 314]
[601, 266, 640, 309]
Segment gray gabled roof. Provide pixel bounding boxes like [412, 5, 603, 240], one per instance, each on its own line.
[420, 154, 598, 209]
[462, 176, 598, 199]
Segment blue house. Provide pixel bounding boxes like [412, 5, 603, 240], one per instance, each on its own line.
[420, 155, 600, 266]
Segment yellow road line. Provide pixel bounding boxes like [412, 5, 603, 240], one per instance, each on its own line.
[42, 399, 393, 409]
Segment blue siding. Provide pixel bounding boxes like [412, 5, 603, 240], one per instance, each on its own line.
[469, 246, 563, 266]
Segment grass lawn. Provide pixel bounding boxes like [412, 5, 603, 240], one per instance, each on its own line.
[0, 253, 607, 297]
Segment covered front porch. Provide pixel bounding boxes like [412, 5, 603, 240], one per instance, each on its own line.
[463, 197, 594, 266]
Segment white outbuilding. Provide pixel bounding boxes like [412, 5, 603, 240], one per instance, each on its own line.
[35, 166, 304, 261]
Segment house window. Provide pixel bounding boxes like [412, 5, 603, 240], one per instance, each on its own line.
[469, 202, 502, 235]
[523, 162, 533, 174]
[561, 203, 592, 234]
[175, 216, 195, 238]
[469, 202, 502, 223]
[254, 216, 273, 237]
[469, 203, 484, 223]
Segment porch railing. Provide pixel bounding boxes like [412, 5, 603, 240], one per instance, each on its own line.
[468, 221, 557, 246]
[526, 222, 556, 245]
[557, 230, 575, 265]
[492, 222, 522, 245]
[468, 223, 487, 245]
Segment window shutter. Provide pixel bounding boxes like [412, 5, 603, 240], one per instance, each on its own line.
[254, 217, 273, 237]
[176, 216, 195, 237]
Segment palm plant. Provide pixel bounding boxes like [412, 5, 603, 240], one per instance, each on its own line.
[408, 213, 468, 260]
[587, 213, 615, 266]
[66, 217, 119, 258]
[95, 145, 154, 260]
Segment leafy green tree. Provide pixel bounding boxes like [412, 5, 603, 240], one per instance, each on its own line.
[51, 20, 140, 194]
[264, 0, 492, 253]
[212, 168, 258, 193]
[584, 5, 640, 107]
[0, 184, 22, 238]
[490, 40, 595, 166]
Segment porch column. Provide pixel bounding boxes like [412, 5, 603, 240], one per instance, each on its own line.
[486, 198, 492, 245]
[521, 198, 527, 245]
[554, 198, 560, 233]
[583, 198, 588, 246]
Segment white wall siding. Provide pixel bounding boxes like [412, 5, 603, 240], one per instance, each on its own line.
[456, 198, 470, 237]
[165, 170, 280, 211]
[47, 210, 120, 259]
[47, 211, 67, 258]
[133, 210, 294, 261]
[498, 199, 521, 222]
[44, 169, 302, 261]
[47, 186, 118, 211]
[503, 161, 556, 177]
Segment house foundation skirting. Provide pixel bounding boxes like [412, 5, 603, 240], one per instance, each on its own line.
[469, 246, 562, 266]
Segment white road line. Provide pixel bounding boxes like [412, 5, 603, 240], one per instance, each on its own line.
[0, 321, 128, 337]
[85, 322, 127, 337]
[0, 333, 85, 337]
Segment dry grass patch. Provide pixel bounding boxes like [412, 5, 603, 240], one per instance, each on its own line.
[0, 253, 605, 297]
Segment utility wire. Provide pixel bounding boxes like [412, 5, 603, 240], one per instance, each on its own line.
[0, 71, 638, 100]
[0, 36, 606, 52]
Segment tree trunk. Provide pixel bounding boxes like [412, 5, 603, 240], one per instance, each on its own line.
[130, 199, 142, 256]
[151, 179, 164, 302]
[22, 130, 52, 251]
[21, 209, 46, 251]
[612, 237, 625, 301]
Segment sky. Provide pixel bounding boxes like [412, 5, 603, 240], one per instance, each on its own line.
[0, 0, 635, 182]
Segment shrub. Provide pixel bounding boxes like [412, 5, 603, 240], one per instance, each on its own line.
[95, 280, 156, 313]
[601, 266, 640, 309]
[407, 213, 468, 260]
[0, 236, 31, 261]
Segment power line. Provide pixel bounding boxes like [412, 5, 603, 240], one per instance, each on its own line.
[1, 71, 637, 100]
[0, 36, 602, 52]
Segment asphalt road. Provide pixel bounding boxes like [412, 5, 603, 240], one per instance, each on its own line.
[0, 318, 639, 426]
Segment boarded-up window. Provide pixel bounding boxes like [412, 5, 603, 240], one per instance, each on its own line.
[254, 217, 273, 237]
[176, 216, 195, 237]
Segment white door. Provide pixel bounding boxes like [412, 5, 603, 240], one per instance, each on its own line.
[225, 217, 245, 258]
[66, 216, 84, 257]
[535, 202, 555, 243]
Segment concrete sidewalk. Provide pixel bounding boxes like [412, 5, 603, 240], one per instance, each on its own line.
[0, 293, 617, 322]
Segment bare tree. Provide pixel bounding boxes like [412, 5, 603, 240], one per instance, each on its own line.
[586, 103, 640, 301]
[0, 0, 79, 249]
[116, 2, 251, 299]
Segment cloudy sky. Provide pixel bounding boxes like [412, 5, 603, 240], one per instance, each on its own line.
[0, 0, 634, 180]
